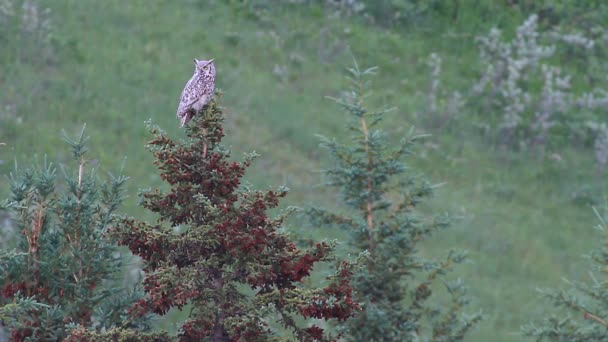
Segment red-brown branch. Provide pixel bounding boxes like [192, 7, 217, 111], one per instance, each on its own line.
[26, 204, 45, 287]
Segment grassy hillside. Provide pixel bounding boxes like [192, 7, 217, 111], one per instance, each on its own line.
[2, 1, 607, 340]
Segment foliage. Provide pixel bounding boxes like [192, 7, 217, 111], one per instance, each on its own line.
[280, 0, 608, 29]
[65, 327, 171, 342]
[0, 127, 155, 341]
[111, 95, 360, 341]
[419, 14, 608, 171]
[522, 203, 608, 341]
[511, 1, 608, 28]
[0, 0, 54, 64]
[5, 1, 608, 340]
[0, 0, 54, 142]
[306, 61, 482, 341]
[418, 52, 464, 131]
[471, 14, 568, 147]
[356, 0, 447, 26]
[237, 0, 463, 27]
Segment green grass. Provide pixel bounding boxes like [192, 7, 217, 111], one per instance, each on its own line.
[1, 1, 607, 340]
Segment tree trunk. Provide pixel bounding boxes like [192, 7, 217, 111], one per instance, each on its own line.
[212, 275, 230, 342]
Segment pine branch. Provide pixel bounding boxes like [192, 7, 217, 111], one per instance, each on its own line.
[584, 311, 608, 327]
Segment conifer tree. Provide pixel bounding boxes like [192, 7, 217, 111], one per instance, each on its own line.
[522, 204, 608, 341]
[0, 127, 162, 341]
[111, 93, 360, 341]
[306, 62, 482, 341]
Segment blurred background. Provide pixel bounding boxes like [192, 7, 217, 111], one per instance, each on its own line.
[2, 0, 608, 340]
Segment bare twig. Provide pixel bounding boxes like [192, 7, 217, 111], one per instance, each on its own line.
[203, 128, 208, 158]
[584, 311, 608, 327]
[78, 160, 84, 188]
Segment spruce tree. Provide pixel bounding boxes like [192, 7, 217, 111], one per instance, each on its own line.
[522, 204, 608, 341]
[0, 127, 162, 341]
[111, 93, 360, 341]
[306, 61, 482, 341]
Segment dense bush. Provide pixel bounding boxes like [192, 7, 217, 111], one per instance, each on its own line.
[419, 14, 608, 171]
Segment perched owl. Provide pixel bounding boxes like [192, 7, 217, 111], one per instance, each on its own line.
[176, 58, 216, 127]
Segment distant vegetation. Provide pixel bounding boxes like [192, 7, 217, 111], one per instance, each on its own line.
[2, 0, 608, 340]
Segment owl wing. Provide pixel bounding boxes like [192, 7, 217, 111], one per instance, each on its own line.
[176, 78, 200, 118]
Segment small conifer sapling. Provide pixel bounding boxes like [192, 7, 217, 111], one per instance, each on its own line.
[307, 61, 482, 341]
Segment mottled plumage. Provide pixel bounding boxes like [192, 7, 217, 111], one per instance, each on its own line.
[177, 58, 216, 127]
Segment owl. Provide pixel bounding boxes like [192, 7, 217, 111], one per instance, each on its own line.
[176, 58, 216, 127]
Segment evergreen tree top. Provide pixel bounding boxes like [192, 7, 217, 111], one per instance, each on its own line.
[112, 94, 360, 341]
[0, 126, 158, 341]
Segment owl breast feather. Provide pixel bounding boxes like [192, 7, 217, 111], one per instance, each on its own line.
[177, 75, 214, 118]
